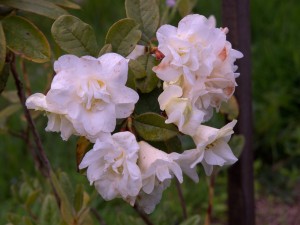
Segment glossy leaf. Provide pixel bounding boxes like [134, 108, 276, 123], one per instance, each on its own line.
[2, 16, 51, 63]
[105, 18, 142, 57]
[125, 0, 159, 42]
[134, 87, 161, 114]
[129, 59, 147, 79]
[135, 54, 159, 93]
[220, 95, 239, 120]
[0, 64, 9, 94]
[49, 0, 81, 9]
[52, 15, 99, 57]
[98, 43, 112, 56]
[0, 22, 6, 74]
[1, 0, 69, 20]
[133, 112, 178, 141]
[148, 135, 182, 153]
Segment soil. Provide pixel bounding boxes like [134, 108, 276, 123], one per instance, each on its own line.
[256, 196, 300, 225]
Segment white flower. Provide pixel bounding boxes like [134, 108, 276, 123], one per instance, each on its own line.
[136, 141, 182, 213]
[26, 93, 77, 140]
[158, 85, 205, 135]
[153, 14, 227, 83]
[26, 53, 139, 141]
[177, 120, 238, 177]
[153, 14, 243, 119]
[79, 132, 142, 205]
[138, 141, 183, 193]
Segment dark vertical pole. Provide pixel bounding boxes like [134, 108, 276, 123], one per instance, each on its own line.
[222, 1, 255, 225]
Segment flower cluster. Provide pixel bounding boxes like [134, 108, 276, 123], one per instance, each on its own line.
[26, 14, 242, 214]
[154, 14, 243, 135]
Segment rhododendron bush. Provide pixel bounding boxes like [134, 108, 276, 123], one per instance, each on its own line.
[0, 0, 244, 224]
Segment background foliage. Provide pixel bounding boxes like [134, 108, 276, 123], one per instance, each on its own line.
[1, 0, 300, 224]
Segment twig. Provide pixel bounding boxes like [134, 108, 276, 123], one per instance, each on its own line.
[10, 53, 62, 207]
[175, 179, 188, 220]
[133, 205, 154, 225]
[21, 58, 32, 95]
[90, 208, 107, 225]
[204, 174, 215, 225]
[10, 53, 51, 177]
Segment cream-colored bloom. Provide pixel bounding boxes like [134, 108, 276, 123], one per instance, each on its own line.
[153, 14, 227, 83]
[79, 132, 142, 205]
[153, 14, 243, 120]
[138, 141, 183, 194]
[136, 141, 182, 213]
[26, 53, 139, 141]
[26, 93, 77, 140]
[158, 85, 205, 135]
[177, 120, 238, 177]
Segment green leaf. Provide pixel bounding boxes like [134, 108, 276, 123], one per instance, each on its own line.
[0, 22, 6, 74]
[22, 216, 34, 225]
[177, 0, 197, 17]
[1, 90, 19, 103]
[74, 184, 84, 212]
[148, 135, 182, 153]
[179, 215, 201, 225]
[133, 112, 178, 141]
[51, 15, 99, 57]
[1, 0, 69, 20]
[220, 96, 239, 120]
[125, 0, 159, 42]
[2, 16, 51, 63]
[25, 189, 40, 208]
[134, 87, 161, 114]
[135, 54, 159, 93]
[179, 134, 196, 150]
[0, 104, 21, 121]
[98, 43, 112, 57]
[58, 172, 74, 205]
[0, 63, 9, 94]
[49, 0, 81, 9]
[40, 194, 60, 225]
[50, 171, 75, 224]
[105, 18, 142, 57]
[129, 59, 147, 79]
[7, 213, 22, 224]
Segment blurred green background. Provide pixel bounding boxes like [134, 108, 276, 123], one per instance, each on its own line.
[1, 0, 300, 224]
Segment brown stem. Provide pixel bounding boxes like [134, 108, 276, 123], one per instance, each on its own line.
[133, 205, 154, 225]
[21, 58, 32, 95]
[10, 53, 62, 208]
[175, 179, 188, 220]
[204, 174, 215, 225]
[10, 53, 51, 177]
